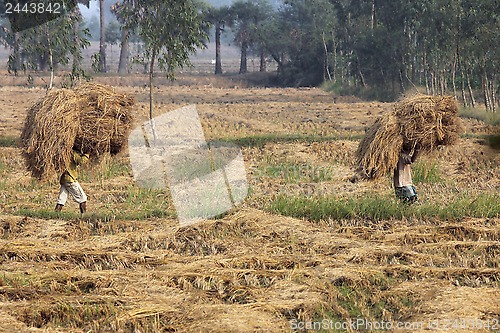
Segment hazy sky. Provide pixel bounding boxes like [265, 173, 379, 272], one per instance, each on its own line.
[78, 0, 237, 20]
[77, 0, 279, 20]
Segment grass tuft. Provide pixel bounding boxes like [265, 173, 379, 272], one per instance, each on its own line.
[459, 107, 500, 126]
[220, 133, 363, 148]
[0, 136, 18, 147]
[16, 207, 174, 222]
[269, 192, 499, 221]
[412, 160, 443, 183]
[260, 161, 334, 183]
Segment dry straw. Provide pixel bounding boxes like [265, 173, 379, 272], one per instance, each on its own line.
[355, 94, 463, 179]
[21, 83, 135, 180]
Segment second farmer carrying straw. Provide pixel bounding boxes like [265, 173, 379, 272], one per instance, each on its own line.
[55, 148, 89, 214]
[393, 145, 419, 203]
[354, 94, 463, 202]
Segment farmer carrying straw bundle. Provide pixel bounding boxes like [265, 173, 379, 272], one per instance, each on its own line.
[55, 148, 89, 214]
[393, 145, 419, 202]
[354, 94, 463, 202]
[21, 83, 135, 213]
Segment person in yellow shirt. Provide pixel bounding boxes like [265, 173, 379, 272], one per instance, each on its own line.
[55, 149, 89, 214]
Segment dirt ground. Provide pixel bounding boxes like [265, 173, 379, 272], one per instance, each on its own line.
[0, 73, 498, 332]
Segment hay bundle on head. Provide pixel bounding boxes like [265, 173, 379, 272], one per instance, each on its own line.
[73, 83, 135, 158]
[21, 83, 135, 180]
[396, 94, 462, 152]
[355, 112, 404, 179]
[355, 94, 462, 180]
[20, 89, 81, 180]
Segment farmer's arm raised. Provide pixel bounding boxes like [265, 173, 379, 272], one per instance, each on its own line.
[411, 148, 419, 163]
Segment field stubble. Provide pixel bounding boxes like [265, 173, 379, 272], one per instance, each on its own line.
[0, 74, 498, 332]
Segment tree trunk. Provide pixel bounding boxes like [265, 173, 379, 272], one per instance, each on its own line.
[149, 48, 157, 142]
[423, 50, 429, 94]
[466, 71, 476, 108]
[72, 11, 82, 74]
[259, 47, 266, 72]
[322, 31, 331, 81]
[440, 71, 445, 95]
[11, 32, 21, 74]
[492, 74, 497, 112]
[99, 0, 107, 73]
[370, 0, 375, 32]
[359, 70, 367, 88]
[430, 72, 435, 95]
[460, 67, 468, 107]
[483, 73, 492, 112]
[399, 69, 405, 92]
[332, 34, 337, 82]
[215, 21, 222, 75]
[239, 35, 248, 74]
[118, 28, 129, 74]
[49, 48, 54, 89]
[452, 63, 457, 99]
[45, 25, 54, 89]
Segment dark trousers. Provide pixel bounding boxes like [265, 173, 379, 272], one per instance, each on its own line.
[395, 185, 418, 203]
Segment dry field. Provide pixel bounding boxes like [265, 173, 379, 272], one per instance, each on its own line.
[0, 73, 499, 332]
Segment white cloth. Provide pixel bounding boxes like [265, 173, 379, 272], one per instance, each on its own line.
[394, 162, 413, 187]
[393, 153, 414, 188]
[57, 182, 87, 205]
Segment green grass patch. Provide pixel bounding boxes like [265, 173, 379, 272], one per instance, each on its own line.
[0, 272, 32, 288]
[322, 81, 399, 102]
[15, 207, 174, 222]
[269, 192, 499, 221]
[485, 134, 500, 150]
[269, 194, 400, 221]
[219, 133, 363, 148]
[18, 300, 118, 330]
[0, 136, 17, 147]
[459, 107, 500, 126]
[0, 159, 8, 174]
[307, 273, 419, 332]
[461, 132, 500, 154]
[79, 157, 131, 182]
[14, 199, 176, 222]
[260, 161, 334, 183]
[412, 160, 443, 183]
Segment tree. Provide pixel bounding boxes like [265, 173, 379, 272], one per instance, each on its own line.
[7, 10, 90, 88]
[229, 0, 273, 74]
[205, 5, 232, 75]
[118, 0, 208, 136]
[111, 0, 133, 74]
[98, 0, 107, 72]
[259, 0, 336, 86]
[105, 21, 121, 46]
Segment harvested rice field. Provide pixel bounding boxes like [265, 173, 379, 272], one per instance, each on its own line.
[0, 73, 499, 332]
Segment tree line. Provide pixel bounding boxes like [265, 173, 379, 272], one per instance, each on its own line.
[0, 0, 498, 108]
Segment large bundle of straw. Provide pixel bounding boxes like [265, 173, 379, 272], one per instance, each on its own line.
[355, 94, 462, 180]
[21, 83, 135, 180]
[73, 83, 135, 156]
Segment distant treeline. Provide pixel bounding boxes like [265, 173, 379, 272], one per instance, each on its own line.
[252, 0, 498, 106]
[0, 0, 497, 106]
